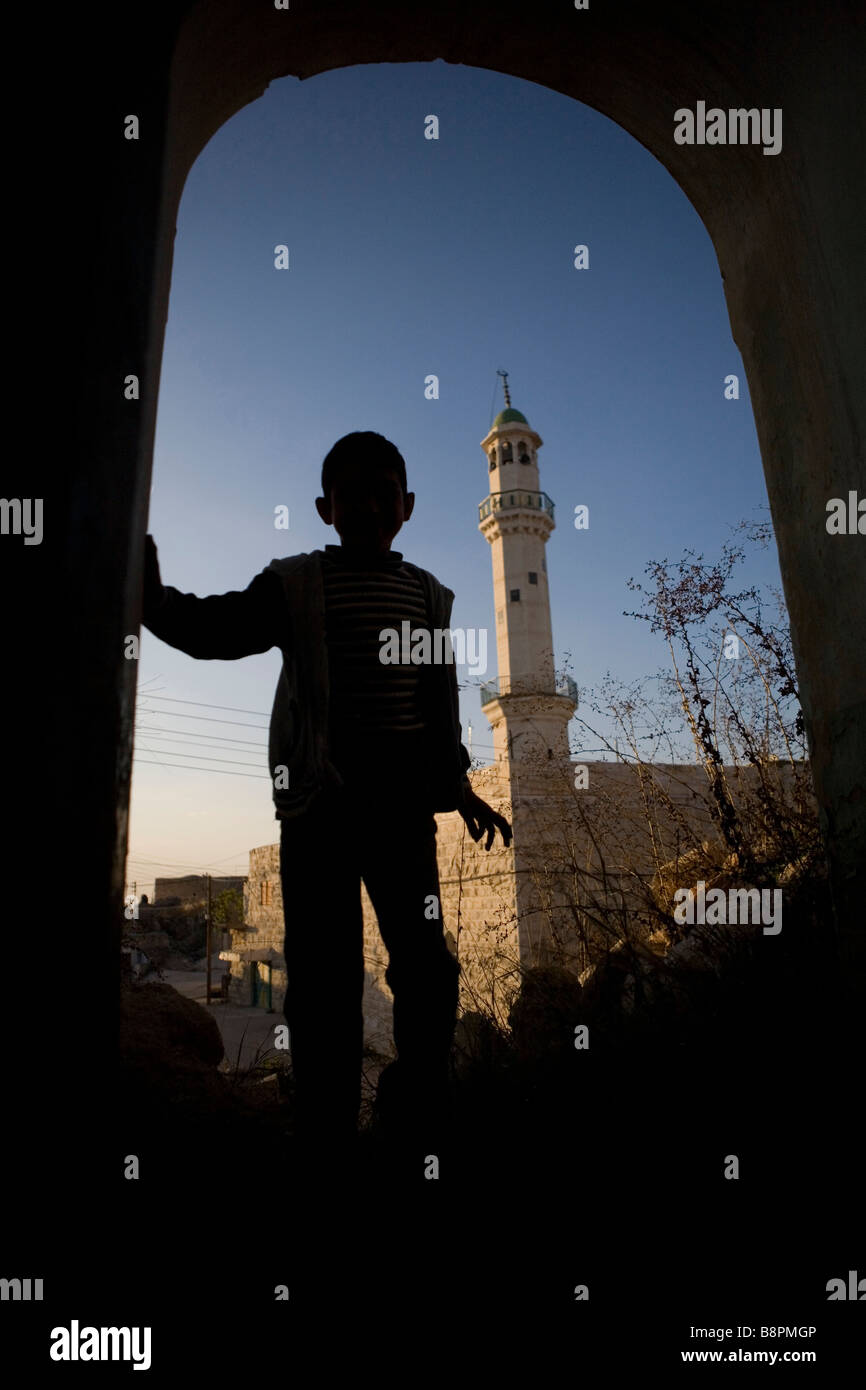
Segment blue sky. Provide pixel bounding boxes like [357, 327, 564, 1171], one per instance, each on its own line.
[128, 60, 780, 899]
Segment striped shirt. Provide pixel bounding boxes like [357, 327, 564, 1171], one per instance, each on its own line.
[321, 544, 432, 782]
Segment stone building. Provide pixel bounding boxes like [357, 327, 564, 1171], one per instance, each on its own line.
[220, 380, 784, 1053]
[153, 874, 244, 907]
[218, 846, 282, 1010]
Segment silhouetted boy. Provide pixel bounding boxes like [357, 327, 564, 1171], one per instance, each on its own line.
[142, 431, 511, 1174]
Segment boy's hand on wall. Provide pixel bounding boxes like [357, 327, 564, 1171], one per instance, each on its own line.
[458, 788, 512, 851]
[143, 534, 163, 608]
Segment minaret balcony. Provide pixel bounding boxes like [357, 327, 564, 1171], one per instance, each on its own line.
[478, 490, 555, 523]
[479, 673, 578, 707]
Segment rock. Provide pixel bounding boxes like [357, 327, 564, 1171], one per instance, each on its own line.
[118, 980, 226, 1115]
[116, 979, 292, 1194]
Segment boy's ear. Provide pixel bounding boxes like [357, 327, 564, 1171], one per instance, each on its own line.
[315, 495, 332, 524]
[403, 491, 415, 521]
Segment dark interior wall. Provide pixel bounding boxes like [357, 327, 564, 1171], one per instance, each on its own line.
[11, 0, 863, 1194]
[7, 0, 193, 1190]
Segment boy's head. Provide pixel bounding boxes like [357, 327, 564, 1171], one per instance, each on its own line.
[316, 431, 415, 554]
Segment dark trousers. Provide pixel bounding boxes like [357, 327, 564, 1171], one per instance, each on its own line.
[279, 783, 460, 1148]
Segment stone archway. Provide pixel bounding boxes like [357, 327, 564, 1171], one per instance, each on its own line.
[48, 0, 866, 1121]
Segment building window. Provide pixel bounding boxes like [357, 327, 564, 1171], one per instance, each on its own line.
[489, 449, 497, 470]
[501, 441, 513, 462]
[510, 589, 521, 602]
[260, 881, 272, 907]
[529, 571, 538, 584]
[519, 441, 530, 463]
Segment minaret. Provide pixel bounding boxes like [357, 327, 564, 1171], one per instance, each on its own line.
[478, 371, 576, 768]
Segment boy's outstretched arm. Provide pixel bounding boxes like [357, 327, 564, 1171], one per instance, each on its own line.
[142, 534, 286, 659]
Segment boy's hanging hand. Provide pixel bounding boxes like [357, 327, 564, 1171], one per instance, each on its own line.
[458, 786, 512, 851]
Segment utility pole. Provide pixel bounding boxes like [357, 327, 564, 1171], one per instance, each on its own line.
[205, 873, 212, 1004]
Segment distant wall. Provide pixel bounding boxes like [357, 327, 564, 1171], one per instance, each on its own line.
[153, 874, 244, 906]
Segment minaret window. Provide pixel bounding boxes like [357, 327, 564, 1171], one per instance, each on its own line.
[529, 572, 538, 585]
[519, 441, 531, 463]
[489, 449, 497, 471]
[510, 589, 521, 602]
[501, 441, 513, 463]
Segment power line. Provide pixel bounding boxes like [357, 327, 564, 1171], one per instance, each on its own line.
[136, 743, 265, 771]
[200, 849, 256, 866]
[128, 856, 248, 867]
[136, 723, 267, 748]
[127, 859, 249, 873]
[138, 694, 270, 717]
[133, 757, 270, 779]
[134, 739, 267, 760]
[135, 733, 268, 756]
[134, 709, 268, 730]
[136, 733, 267, 763]
[127, 850, 252, 869]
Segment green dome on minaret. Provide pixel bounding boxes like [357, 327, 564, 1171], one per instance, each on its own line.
[492, 406, 529, 428]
